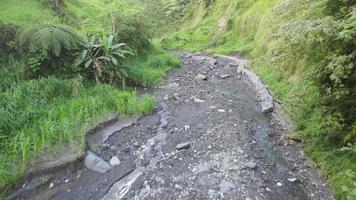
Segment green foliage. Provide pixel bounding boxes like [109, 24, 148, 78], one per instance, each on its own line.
[126, 50, 180, 86]
[0, 0, 179, 195]
[74, 34, 133, 85]
[18, 24, 80, 57]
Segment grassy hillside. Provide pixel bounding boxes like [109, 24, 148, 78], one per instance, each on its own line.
[0, 0, 60, 26]
[161, 0, 355, 199]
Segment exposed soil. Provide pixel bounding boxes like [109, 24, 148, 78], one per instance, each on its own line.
[5, 52, 333, 200]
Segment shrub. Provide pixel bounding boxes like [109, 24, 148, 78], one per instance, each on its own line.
[0, 22, 18, 57]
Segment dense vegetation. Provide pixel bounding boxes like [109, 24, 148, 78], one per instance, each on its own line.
[160, 0, 355, 199]
[0, 0, 179, 194]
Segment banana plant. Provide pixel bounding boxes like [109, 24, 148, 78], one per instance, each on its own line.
[74, 34, 133, 86]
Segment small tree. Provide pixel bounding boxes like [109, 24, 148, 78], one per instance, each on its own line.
[74, 34, 133, 87]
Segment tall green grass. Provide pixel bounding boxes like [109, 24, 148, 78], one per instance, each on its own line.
[0, 77, 155, 193]
[0, 0, 59, 26]
[126, 50, 180, 86]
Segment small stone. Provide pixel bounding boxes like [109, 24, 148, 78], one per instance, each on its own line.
[109, 156, 121, 166]
[208, 145, 212, 150]
[176, 142, 191, 150]
[194, 98, 206, 103]
[195, 74, 208, 81]
[133, 142, 139, 147]
[287, 178, 298, 183]
[184, 125, 190, 130]
[276, 182, 283, 187]
[64, 179, 69, 183]
[220, 74, 231, 79]
[218, 109, 226, 113]
[67, 189, 71, 192]
[244, 161, 257, 169]
[209, 106, 217, 109]
[49, 183, 54, 189]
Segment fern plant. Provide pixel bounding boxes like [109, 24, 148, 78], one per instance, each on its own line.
[18, 24, 80, 57]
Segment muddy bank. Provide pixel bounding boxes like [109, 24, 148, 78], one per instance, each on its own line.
[5, 52, 333, 200]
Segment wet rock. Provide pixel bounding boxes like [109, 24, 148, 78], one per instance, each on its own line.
[176, 142, 191, 150]
[195, 74, 208, 81]
[244, 161, 257, 169]
[84, 151, 111, 173]
[109, 156, 121, 166]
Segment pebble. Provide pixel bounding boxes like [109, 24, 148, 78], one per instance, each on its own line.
[195, 74, 208, 81]
[218, 109, 226, 113]
[287, 178, 298, 183]
[133, 142, 139, 147]
[209, 106, 217, 109]
[276, 182, 283, 187]
[194, 98, 206, 103]
[176, 142, 191, 150]
[244, 161, 257, 169]
[220, 74, 231, 79]
[49, 183, 54, 189]
[64, 179, 69, 183]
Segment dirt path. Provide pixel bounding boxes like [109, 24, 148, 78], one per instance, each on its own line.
[7, 52, 332, 200]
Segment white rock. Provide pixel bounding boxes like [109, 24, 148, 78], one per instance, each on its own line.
[244, 161, 257, 169]
[109, 156, 121, 166]
[195, 74, 208, 81]
[49, 183, 54, 189]
[276, 182, 283, 187]
[194, 98, 206, 103]
[287, 178, 297, 183]
[218, 109, 226, 113]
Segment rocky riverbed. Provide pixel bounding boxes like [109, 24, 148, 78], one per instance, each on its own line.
[5, 52, 333, 200]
